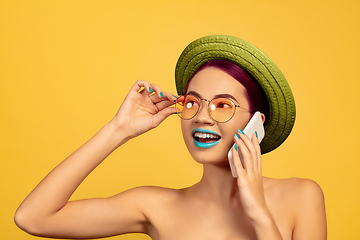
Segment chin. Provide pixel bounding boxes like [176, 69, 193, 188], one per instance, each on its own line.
[181, 126, 234, 166]
[186, 142, 231, 165]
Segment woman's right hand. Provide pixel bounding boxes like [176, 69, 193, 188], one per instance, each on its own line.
[110, 80, 177, 140]
[14, 80, 177, 238]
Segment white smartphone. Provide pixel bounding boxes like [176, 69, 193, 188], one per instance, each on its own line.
[228, 111, 265, 178]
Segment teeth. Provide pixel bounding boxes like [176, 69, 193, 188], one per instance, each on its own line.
[194, 132, 220, 139]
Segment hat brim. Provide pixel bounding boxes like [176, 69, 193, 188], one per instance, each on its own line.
[175, 35, 296, 154]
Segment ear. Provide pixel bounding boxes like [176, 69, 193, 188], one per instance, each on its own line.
[260, 112, 265, 124]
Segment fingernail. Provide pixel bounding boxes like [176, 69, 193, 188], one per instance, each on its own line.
[160, 92, 164, 98]
[235, 133, 240, 139]
[234, 144, 237, 151]
[239, 129, 244, 134]
[149, 87, 152, 93]
[255, 131, 258, 138]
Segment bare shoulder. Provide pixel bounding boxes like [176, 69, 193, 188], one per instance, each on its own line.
[264, 177, 326, 239]
[264, 177, 324, 202]
[113, 186, 186, 234]
[119, 185, 184, 200]
[113, 185, 185, 212]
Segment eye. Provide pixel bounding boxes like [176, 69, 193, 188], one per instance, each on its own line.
[186, 100, 199, 109]
[216, 100, 232, 108]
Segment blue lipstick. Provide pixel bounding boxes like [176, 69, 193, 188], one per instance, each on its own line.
[192, 128, 221, 149]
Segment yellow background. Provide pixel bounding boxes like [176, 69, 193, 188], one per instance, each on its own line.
[1, 0, 359, 239]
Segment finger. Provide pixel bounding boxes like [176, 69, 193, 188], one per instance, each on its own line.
[251, 132, 262, 172]
[151, 106, 178, 128]
[153, 92, 177, 110]
[238, 130, 259, 169]
[149, 94, 163, 105]
[162, 92, 177, 102]
[149, 93, 174, 110]
[131, 80, 153, 95]
[156, 99, 176, 112]
[238, 129, 256, 154]
[148, 85, 176, 104]
[149, 83, 166, 99]
[234, 133, 253, 172]
[231, 142, 246, 177]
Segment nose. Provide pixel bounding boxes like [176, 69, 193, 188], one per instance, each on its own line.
[193, 100, 215, 124]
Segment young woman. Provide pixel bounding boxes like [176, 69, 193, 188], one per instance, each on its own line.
[15, 35, 327, 240]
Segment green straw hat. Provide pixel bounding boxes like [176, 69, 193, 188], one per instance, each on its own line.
[175, 35, 296, 154]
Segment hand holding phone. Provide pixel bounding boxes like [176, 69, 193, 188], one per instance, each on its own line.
[228, 111, 265, 178]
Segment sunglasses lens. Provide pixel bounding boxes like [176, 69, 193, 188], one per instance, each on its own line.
[175, 95, 200, 119]
[209, 98, 235, 122]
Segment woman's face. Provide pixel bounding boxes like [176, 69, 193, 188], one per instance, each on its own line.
[181, 67, 252, 165]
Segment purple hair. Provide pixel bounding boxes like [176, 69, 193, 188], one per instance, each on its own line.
[185, 60, 269, 120]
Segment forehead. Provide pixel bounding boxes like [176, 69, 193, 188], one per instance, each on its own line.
[187, 67, 247, 101]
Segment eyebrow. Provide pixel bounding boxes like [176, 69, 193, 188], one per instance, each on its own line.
[187, 91, 239, 103]
[187, 91, 202, 98]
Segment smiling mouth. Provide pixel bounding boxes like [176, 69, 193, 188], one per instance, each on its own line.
[193, 132, 221, 143]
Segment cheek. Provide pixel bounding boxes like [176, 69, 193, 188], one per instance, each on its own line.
[222, 115, 251, 140]
[181, 120, 192, 145]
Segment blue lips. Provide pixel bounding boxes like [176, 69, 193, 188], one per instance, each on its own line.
[192, 128, 221, 149]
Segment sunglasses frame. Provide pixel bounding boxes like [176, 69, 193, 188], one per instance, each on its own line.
[175, 95, 250, 123]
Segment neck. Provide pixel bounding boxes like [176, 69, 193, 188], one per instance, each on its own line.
[193, 162, 240, 203]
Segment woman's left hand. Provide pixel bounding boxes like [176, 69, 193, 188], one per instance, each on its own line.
[231, 131, 269, 222]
